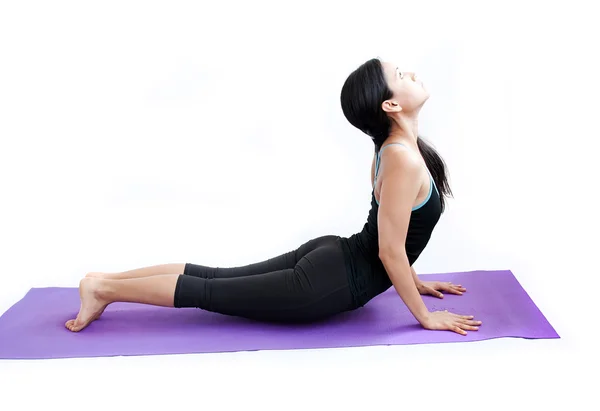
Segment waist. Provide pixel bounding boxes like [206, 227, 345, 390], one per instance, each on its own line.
[339, 235, 390, 307]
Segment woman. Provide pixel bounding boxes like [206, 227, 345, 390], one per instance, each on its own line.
[66, 58, 482, 336]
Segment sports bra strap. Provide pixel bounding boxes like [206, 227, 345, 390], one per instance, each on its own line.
[374, 143, 408, 180]
[373, 142, 439, 196]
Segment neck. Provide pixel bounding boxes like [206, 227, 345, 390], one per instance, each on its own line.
[386, 114, 420, 147]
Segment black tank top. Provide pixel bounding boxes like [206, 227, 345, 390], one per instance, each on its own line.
[339, 142, 443, 307]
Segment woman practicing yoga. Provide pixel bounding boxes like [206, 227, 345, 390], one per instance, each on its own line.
[66, 58, 482, 335]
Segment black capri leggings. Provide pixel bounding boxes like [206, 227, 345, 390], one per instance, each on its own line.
[174, 235, 355, 322]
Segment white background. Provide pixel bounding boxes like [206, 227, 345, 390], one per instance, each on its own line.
[0, 1, 598, 410]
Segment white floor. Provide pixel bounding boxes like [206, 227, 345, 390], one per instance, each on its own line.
[0, 279, 595, 411]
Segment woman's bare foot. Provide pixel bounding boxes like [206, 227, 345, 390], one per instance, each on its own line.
[65, 277, 110, 332]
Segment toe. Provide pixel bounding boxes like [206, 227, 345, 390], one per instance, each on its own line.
[72, 318, 85, 331]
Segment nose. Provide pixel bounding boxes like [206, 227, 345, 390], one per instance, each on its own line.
[409, 72, 424, 86]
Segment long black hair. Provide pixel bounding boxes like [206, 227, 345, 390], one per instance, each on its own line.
[340, 58, 452, 212]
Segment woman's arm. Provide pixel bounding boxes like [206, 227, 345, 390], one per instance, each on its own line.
[377, 149, 430, 325]
[411, 266, 421, 287]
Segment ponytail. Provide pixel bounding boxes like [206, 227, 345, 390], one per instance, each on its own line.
[417, 136, 452, 212]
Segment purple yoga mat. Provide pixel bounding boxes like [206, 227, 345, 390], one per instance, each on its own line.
[0, 270, 558, 359]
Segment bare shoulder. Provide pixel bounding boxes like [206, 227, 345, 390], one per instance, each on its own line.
[379, 145, 422, 179]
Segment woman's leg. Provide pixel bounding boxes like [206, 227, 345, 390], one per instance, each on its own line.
[86, 235, 340, 281]
[175, 239, 354, 322]
[65, 275, 179, 332]
[86, 263, 186, 280]
[183, 235, 340, 280]
[65, 237, 353, 331]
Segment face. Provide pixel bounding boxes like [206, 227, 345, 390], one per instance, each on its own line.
[380, 61, 430, 115]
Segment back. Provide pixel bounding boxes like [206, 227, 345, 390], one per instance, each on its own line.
[339, 142, 442, 307]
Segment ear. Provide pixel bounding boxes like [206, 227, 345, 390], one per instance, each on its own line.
[381, 100, 402, 114]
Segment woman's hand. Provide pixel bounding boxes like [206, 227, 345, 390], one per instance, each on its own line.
[421, 311, 482, 336]
[417, 281, 466, 298]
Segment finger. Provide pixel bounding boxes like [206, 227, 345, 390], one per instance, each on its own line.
[425, 287, 444, 298]
[458, 324, 479, 331]
[458, 318, 482, 326]
[445, 287, 463, 295]
[452, 325, 467, 336]
[439, 283, 464, 294]
[452, 314, 475, 320]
